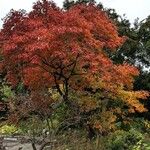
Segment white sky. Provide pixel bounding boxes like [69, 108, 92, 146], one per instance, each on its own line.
[0, 0, 150, 28]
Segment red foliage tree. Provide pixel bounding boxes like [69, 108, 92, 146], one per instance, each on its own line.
[0, 0, 149, 125]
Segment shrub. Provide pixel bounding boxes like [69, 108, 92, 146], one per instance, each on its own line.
[0, 124, 21, 135]
[107, 129, 143, 150]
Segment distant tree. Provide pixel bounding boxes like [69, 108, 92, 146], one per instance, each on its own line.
[137, 16, 150, 67]
[63, 0, 96, 10]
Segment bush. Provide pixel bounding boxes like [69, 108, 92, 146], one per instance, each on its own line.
[107, 129, 143, 150]
[0, 124, 21, 135]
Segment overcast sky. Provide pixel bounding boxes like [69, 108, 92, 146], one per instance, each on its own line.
[0, 0, 150, 28]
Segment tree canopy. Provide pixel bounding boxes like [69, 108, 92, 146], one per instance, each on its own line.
[0, 0, 149, 129]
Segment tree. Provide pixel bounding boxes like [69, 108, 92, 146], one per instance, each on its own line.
[0, 0, 149, 132]
[63, 0, 96, 10]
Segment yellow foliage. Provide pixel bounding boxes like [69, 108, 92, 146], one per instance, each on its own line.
[118, 90, 149, 112]
[78, 96, 97, 112]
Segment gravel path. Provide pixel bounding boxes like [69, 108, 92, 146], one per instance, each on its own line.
[1, 137, 41, 150]
[3, 143, 40, 150]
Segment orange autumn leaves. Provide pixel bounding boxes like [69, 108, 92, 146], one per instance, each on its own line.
[0, 0, 149, 116]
